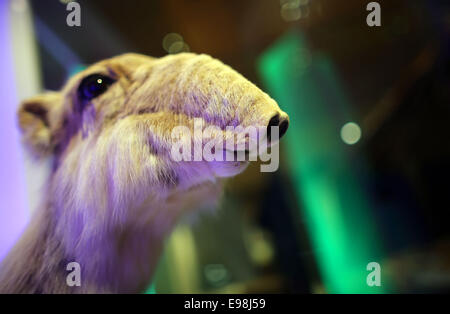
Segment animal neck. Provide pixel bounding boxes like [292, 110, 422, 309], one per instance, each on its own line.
[0, 169, 221, 293]
[0, 194, 177, 293]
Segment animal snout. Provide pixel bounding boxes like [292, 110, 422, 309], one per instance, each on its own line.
[267, 113, 289, 141]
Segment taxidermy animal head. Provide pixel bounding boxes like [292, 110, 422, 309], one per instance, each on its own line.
[0, 53, 289, 293]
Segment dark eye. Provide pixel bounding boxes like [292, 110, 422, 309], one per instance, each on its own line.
[77, 74, 115, 102]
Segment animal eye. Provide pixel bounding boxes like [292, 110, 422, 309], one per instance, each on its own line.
[77, 74, 115, 102]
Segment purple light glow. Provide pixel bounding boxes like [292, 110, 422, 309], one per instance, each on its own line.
[0, 2, 30, 261]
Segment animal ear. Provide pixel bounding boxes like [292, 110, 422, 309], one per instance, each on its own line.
[17, 92, 62, 158]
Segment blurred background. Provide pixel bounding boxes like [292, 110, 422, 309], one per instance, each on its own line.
[1, 0, 450, 293]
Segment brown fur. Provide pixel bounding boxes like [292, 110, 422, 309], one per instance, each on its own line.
[0, 53, 288, 293]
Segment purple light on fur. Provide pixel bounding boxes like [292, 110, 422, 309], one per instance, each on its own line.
[0, 2, 30, 261]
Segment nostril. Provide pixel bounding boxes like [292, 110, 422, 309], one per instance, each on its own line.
[267, 114, 289, 141]
[267, 114, 280, 141]
[279, 119, 289, 139]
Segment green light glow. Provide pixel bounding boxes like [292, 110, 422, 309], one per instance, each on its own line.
[144, 282, 156, 294]
[258, 31, 388, 293]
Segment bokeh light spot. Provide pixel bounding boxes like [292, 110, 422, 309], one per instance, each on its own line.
[340, 122, 362, 145]
[162, 33, 183, 52]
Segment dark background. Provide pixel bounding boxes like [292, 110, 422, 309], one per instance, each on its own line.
[29, 0, 450, 293]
